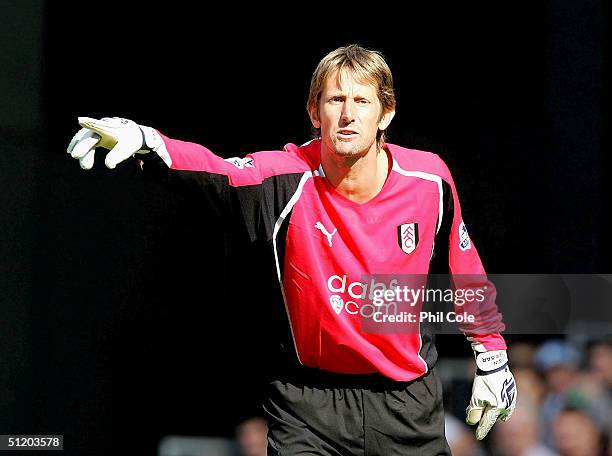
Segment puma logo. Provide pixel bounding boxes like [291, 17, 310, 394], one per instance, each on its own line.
[314, 221, 337, 247]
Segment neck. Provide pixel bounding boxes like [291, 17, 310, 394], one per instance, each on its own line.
[321, 142, 390, 203]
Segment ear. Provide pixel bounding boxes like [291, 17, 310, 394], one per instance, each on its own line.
[308, 104, 321, 129]
[378, 110, 395, 131]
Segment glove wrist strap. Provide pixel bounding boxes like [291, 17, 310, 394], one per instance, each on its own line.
[139, 126, 162, 152]
[137, 126, 172, 167]
[475, 350, 508, 375]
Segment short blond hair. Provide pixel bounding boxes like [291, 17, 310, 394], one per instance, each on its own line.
[307, 44, 396, 146]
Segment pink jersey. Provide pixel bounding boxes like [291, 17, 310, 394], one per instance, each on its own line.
[145, 136, 506, 381]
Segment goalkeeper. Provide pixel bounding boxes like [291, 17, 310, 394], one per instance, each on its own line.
[67, 45, 516, 455]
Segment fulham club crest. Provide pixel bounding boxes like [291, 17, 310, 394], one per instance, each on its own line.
[398, 222, 419, 254]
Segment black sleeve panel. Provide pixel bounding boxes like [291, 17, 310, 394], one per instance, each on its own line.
[141, 153, 306, 243]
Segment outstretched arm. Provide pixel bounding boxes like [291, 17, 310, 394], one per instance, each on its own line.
[67, 116, 311, 242]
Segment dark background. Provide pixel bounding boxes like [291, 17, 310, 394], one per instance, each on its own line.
[1, 1, 609, 454]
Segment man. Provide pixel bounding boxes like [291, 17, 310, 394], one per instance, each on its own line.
[67, 45, 516, 455]
[236, 416, 269, 456]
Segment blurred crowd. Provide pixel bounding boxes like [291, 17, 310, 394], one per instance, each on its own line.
[160, 337, 612, 456]
[445, 337, 612, 456]
[230, 337, 612, 456]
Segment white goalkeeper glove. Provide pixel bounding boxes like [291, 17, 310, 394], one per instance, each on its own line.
[67, 116, 172, 170]
[466, 349, 517, 440]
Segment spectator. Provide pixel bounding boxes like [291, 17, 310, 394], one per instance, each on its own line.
[235, 416, 268, 456]
[534, 339, 612, 448]
[445, 413, 485, 456]
[513, 366, 547, 407]
[509, 342, 539, 369]
[553, 408, 610, 456]
[588, 340, 612, 391]
[493, 403, 558, 456]
[534, 340, 581, 447]
[577, 340, 612, 439]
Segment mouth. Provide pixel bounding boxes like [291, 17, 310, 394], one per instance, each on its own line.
[336, 129, 358, 140]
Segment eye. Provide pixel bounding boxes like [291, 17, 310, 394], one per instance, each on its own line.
[330, 96, 344, 103]
[356, 98, 370, 104]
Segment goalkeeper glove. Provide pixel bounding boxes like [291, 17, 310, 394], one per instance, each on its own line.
[466, 349, 517, 440]
[67, 116, 171, 170]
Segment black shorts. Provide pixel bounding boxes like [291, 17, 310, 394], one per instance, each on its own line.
[263, 366, 451, 456]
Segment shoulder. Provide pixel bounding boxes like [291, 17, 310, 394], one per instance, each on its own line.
[387, 143, 454, 182]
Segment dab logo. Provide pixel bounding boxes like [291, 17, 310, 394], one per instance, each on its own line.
[326, 274, 396, 316]
[329, 295, 343, 314]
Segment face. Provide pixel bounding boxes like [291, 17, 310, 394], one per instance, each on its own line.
[493, 408, 538, 454]
[310, 70, 394, 157]
[236, 419, 268, 456]
[553, 411, 600, 456]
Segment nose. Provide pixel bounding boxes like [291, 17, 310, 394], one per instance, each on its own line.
[340, 99, 355, 125]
